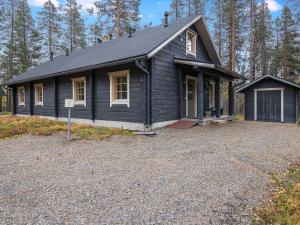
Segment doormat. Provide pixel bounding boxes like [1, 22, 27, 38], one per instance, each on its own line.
[167, 120, 199, 129]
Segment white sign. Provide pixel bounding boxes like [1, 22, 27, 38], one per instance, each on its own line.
[65, 99, 74, 108]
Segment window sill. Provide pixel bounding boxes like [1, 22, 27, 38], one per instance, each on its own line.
[73, 100, 86, 107]
[35, 103, 43, 106]
[18, 104, 25, 107]
[110, 100, 130, 108]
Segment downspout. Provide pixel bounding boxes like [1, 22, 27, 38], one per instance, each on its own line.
[135, 60, 151, 131]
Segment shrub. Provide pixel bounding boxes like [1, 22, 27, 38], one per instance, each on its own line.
[0, 115, 132, 140]
[252, 162, 300, 225]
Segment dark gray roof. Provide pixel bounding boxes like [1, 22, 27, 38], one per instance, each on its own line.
[0, 86, 6, 96]
[8, 15, 203, 85]
[237, 75, 300, 92]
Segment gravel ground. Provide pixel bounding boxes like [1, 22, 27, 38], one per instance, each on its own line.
[0, 121, 300, 225]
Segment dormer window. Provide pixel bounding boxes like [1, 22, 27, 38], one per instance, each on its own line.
[186, 30, 197, 56]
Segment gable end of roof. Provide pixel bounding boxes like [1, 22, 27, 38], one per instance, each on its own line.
[237, 75, 300, 92]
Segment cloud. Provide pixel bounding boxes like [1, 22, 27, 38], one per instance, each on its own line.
[265, 0, 282, 12]
[77, 0, 95, 10]
[28, 0, 95, 11]
[28, 0, 59, 7]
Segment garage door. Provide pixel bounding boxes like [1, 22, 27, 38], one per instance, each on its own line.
[257, 90, 281, 122]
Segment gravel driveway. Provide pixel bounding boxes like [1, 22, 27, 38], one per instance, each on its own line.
[0, 121, 299, 225]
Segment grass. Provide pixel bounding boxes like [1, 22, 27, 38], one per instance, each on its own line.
[252, 162, 300, 225]
[0, 111, 12, 116]
[0, 115, 132, 141]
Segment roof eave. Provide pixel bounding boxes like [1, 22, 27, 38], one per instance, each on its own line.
[8, 55, 148, 85]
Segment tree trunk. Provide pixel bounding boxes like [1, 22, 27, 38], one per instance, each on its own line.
[249, 0, 255, 80]
[48, 0, 52, 60]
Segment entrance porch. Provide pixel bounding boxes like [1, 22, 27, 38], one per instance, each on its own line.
[175, 59, 241, 123]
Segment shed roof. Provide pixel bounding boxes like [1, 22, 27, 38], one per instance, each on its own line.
[237, 75, 300, 93]
[8, 15, 222, 85]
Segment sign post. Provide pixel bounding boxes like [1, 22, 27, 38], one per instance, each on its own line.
[65, 99, 74, 141]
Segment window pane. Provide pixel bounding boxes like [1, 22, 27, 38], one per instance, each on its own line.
[113, 74, 128, 100]
[187, 32, 196, 53]
[19, 88, 25, 103]
[75, 80, 85, 101]
[187, 39, 192, 51]
[122, 91, 127, 99]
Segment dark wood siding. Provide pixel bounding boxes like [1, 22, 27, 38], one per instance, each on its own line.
[57, 73, 92, 119]
[151, 26, 211, 123]
[243, 78, 299, 123]
[14, 64, 146, 123]
[15, 83, 30, 115]
[32, 79, 55, 117]
[93, 64, 146, 123]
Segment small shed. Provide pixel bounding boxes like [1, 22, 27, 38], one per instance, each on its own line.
[237, 75, 300, 123]
[0, 86, 6, 112]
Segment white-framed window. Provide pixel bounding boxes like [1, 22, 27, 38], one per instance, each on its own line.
[186, 29, 197, 56]
[72, 77, 86, 106]
[109, 70, 130, 107]
[18, 86, 25, 106]
[34, 84, 43, 106]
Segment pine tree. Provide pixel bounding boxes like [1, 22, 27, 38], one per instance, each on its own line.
[279, 6, 299, 80]
[222, 0, 247, 72]
[170, 0, 185, 19]
[0, 0, 18, 82]
[248, 0, 257, 80]
[255, 1, 273, 77]
[93, 0, 141, 38]
[60, 0, 86, 51]
[170, 0, 207, 19]
[38, 0, 63, 61]
[269, 18, 281, 77]
[191, 0, 207, 17]
[14, 0, 42, 72]
[212, 0, 225, 62]
[88, 22, 102, 45]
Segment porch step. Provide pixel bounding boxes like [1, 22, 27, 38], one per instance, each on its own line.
[201, 116, 233, 126]
[167, 119, 199, 129]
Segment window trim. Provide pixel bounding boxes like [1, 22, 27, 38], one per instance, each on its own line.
[186, 29, 197, 57]
[109, 70, 130, 107]
[72, 76, 86, 107]
[34, 83, 43, 106]
[18, 86, 25, 106]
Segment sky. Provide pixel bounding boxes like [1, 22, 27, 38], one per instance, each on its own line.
[29, 0, 285, 27]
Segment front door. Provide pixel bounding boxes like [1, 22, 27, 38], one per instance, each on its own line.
[186, 77, 197, 118]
